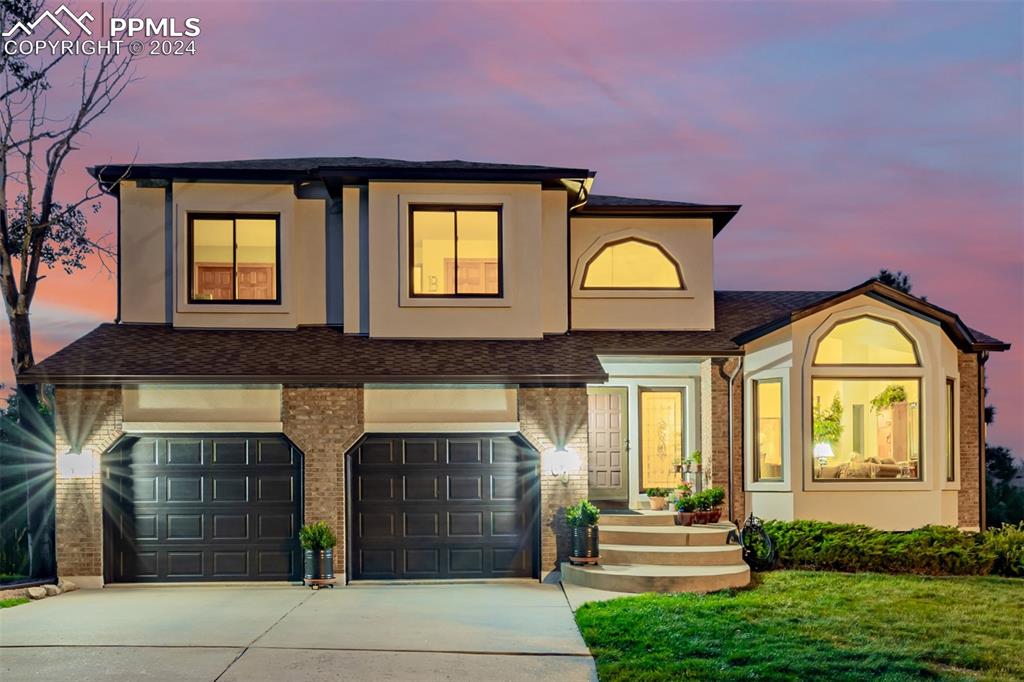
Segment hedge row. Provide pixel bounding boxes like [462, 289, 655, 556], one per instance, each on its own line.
[762, 520, 1024, 578]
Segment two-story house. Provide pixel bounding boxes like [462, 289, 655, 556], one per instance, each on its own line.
[22, 157, 1009, 589]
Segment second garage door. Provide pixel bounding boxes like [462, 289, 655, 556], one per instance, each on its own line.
[348, 434, 539, 580]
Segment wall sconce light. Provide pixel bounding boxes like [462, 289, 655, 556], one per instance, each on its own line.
[57, 449, 96, 479]
[545, 447, 581, 484]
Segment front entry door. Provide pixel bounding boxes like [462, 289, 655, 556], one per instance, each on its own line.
[587, 387, 629, 501]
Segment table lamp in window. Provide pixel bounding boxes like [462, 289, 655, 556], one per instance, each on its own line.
[813, 442, 835, 475]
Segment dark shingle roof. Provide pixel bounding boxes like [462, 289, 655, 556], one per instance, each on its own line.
[115, 156, 583, 173]
[585, 194, 707, 209]
[576, 194, 742, 235]
[21, 288, 1006, 385]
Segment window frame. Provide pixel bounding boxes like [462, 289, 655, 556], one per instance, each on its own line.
[812, 314, 921, 367]
[752, 378, 784, 483]
[809, 375, 924, 483]
[580, 236, 685, 291]
[946, 377, 956, 482]
[407, 204, 504, 299]
[637, 386, 686, 493]
[187, 212, 281, 305]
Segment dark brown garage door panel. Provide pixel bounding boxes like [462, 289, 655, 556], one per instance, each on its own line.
[105, 435, 302, 582]
[350, 434, 539, 580]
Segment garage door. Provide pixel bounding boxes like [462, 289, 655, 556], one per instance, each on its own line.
[104, 435, 302, 582]
[348, 434, 539, 580]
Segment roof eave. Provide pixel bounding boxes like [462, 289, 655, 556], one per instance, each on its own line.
[17, 371, 609, 386]
[572, 204, 741, 236]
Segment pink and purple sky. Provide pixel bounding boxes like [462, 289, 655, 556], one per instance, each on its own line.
[4, 1, 1022, 453]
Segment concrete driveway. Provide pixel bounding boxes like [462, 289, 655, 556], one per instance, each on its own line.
[0, 582, 596, 681]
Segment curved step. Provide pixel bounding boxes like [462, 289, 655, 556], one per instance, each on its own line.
[561, 562, 750, 594]
[599, 524, 731, 547]
[600, 543, 742, 566]
[598, 511, 677, 526]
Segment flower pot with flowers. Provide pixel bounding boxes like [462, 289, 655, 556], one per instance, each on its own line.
[645, 487, 671, 511]
[705, 486, 726, 523]
[693, 491, 714, 524]
[675, 494, 697, 526]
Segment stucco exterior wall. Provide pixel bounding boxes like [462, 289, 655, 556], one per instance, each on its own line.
[119, 181, 167, 324]
[366, 181, 550, 339]
[121, 384, 283, 432]
[364, 385, 518, 431]
[742, 295, 969, 530]
[541, 190, 568, 334]
[54, 387, 124, 587]
[569, 217, 715, 331]
[517, 386, 589, 575]
[165, 182, 326, 329]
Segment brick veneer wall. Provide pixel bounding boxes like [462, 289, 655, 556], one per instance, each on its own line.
[958, 353, 982, 529]
[281, 386, 364, 573]
[517, 386, 589, 575]
[54, 387, 124, 582]
[702, 359, 745, 522]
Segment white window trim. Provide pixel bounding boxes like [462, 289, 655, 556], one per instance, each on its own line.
[746, 369, 790, 492]
[397, 193, 514, 308]
[572, 228, 694, 299]
[801, 307, 932, 492]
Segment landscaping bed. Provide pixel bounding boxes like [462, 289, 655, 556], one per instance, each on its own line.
[575, 571, 1024, 681]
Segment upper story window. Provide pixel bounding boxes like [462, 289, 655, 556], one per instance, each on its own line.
[813, 316, 919, 366]
[581, 237, 683, 290]
[409, 205, 502, 297]
[188, 213, 280, 304]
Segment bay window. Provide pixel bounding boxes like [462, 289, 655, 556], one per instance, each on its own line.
[753, 379, 783, 482]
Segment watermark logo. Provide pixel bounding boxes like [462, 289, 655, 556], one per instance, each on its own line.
[2, 4, 94, 38]
[3, 3, 201, 56]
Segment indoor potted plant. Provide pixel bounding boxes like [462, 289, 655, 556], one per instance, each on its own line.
[693, 490, 713, 524]
[300, 521, 337, 586]
[566, 500, 601, 565]
[688, 450, 703, 473]
[645, 487, 671, 511]
[675, 494, 696, 526]
[705, 486, 726, 523]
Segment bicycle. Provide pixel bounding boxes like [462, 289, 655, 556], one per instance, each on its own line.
[727, 513, 776, 571]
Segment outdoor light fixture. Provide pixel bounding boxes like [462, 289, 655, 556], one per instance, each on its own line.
[57, 449, 96, 479]
[813, 442, 834, 473]
[546, 447, 581, 484]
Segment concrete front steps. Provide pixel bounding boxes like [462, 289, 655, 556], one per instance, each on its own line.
[561, 511, 751, 594]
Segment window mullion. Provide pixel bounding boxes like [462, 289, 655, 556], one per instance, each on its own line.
[232, 218, 238, 301]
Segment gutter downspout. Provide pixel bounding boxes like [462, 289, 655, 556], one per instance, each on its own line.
[979, 351, 989, 531]
[725, 357, 743, 523]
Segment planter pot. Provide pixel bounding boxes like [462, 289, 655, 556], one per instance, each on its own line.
[304, 549, 335, 581]
[676, 511, 694, 526]
[570, 525, 599, 565]
[649, 496, 668, 511]
[694, 511, 711, 524]
[674, 464, 683, 474]
[709, 508, 722, 523]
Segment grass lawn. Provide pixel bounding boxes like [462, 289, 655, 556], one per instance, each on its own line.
[0, 597, 29, 609]
[575, 571, 1024, 681]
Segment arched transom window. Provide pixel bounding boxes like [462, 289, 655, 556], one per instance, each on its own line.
[582, 238, 683, 290]
[813, 316, 919, 366]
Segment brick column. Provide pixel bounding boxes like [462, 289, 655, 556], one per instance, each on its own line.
[517, 386, 588, 576]
[958, 353, 982, 529]
[54, 386, 123, 587]
[702, 359, 745, 523]
[281, 386, 363, 574]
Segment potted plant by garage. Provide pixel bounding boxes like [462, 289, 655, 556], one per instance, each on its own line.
[705, 486, 726, 523]
[645, 487, 671, 511]
[692, 491, 713, 524]
[300, 521, 337, 587]
[566, 500, 601, 565]
[675, 494, 697, 526]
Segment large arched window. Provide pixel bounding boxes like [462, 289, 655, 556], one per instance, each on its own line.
[810, 315, 922, 482]
[581, 237, 683, 290]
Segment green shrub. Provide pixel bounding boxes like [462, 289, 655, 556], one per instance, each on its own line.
[705, 486, 725, 508]
[566, 500, 600, 528]
[299, 521, 337, 551]
[693, 490, 713, 511]
[645, 487, 671, 498]
[982, 523, 1024, 578]
[675, 496, 697, 512]
[761, 520, 1024, 577]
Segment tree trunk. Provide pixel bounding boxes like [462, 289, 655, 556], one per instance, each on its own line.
[9, 309, 34, 376]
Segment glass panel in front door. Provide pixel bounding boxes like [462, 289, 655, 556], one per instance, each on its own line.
[641, 390, 684, 489]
